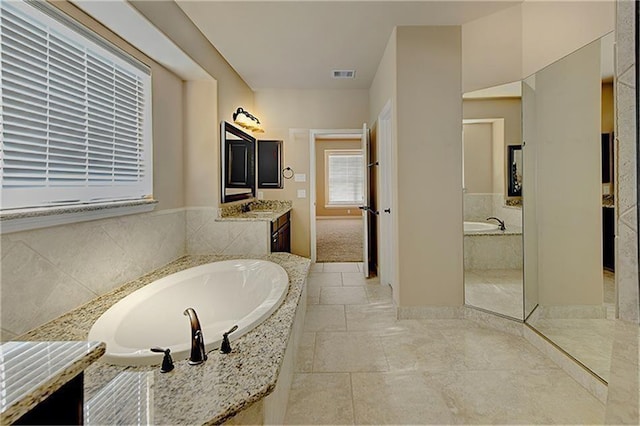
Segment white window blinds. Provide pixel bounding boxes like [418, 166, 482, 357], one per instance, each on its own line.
[0, 0, 152, 211]
[327, 150, 364, 205]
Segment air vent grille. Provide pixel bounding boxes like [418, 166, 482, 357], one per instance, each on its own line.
[332, 70, 356, 79]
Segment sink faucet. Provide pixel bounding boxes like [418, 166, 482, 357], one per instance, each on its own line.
[183, 308, 207, 365]
[486, 217, 506, 231]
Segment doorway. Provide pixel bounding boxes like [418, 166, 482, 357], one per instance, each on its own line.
[315, 142, 364, 262]
[309, 128, 374, 273]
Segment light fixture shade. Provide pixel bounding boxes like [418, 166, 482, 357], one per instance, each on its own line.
[233, 107, 264, 133]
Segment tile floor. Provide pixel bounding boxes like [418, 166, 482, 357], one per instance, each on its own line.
[284, 262, 606, 425]
[464, 269, 524, 319]
[528, 270, 617, 382]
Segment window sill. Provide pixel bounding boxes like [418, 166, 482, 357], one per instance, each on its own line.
[0, 199, 158, 234]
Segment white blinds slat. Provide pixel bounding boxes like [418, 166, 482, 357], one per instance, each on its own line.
[1, 0, 152, 209]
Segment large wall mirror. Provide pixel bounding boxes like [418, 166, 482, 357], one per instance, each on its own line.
[522, 32, 616, 382]
[221, 121, 256, 203]
[462, 82, 524, 320]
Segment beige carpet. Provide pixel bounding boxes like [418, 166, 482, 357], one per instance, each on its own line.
[316, 218, 363, 262]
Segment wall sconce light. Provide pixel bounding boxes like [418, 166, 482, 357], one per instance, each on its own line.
[233, 107, 264, 133]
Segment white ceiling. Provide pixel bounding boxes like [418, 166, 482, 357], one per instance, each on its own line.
[176, 1, 521, 90]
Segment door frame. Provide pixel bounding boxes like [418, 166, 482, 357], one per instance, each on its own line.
[309, 128, 363, 263]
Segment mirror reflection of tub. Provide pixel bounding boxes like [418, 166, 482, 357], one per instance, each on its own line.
[462, 82, 524, 320]
[463, 219, 523, 319]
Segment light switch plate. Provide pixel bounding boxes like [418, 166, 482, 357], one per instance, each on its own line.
[297, 189, 306, 198]
[294, 173, 306, 182]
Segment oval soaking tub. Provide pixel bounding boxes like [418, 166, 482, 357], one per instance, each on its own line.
[464, 221, 500, 232]
[88, 259, 289, 366]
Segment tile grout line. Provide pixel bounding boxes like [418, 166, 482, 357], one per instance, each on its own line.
[349, 372, 356, 425]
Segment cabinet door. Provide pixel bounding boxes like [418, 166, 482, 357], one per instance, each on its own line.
[279, 221, 291, 253]
[258, 140, 283, 188]
[603, 207, 615, 271]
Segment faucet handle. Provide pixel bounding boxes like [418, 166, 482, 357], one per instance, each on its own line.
[220, 325, 239, 354]
[150, 347, 174, 373]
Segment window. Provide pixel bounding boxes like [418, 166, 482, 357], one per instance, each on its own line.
[0, 0, 152, 212]
[325, 150, 364, 206]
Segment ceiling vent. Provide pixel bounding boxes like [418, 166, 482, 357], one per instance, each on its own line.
[332, 70, 355, 79]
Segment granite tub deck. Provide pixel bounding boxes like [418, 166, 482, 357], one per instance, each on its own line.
[18, 253, 311, 425]
[1, 341, 105, 424]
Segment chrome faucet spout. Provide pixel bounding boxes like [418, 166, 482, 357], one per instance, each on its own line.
[486, 216, 506, 231]
[183, 307, 207, 365]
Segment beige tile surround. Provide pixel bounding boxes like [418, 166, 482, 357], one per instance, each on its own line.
[1, 209, 186, 338]
[1, 206, 271, 339]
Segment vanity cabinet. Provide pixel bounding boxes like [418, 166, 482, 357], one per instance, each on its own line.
[271, 212, 291, 252]
[603, 207, 615, 271]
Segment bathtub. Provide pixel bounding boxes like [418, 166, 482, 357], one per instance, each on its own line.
[88, 259, 289, 366]
[464, 221, 500, 233]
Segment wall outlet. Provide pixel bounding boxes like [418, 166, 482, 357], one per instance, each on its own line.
[347, 209, 351, 214]
[297, 189, 306, 198]
[257, 191, 264, 199]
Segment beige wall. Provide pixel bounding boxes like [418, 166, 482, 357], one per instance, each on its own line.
[463, 99, 522, 147]
[395, 26, 463, 308]
[129, 0, 254, 209]
[369, 28, 397, 126]
[184, 80, 219, 206]
[522, 0, 615, 78]
[462, 1, 614, 92]
[527, 40, 603, 306]
[463, 98, 522, 196]
[491, 119, 506, 195]
[315, 139, 363, 217]
[463, 123, 493, 194]
[254, 89, 369, 257]
[462, 4, 522, 93]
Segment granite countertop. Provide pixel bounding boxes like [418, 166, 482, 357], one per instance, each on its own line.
[17, 253, 310, 425]
[217, 200, 293, 223]
[0, 341, 106, 424]
[217, 206, 292, 223]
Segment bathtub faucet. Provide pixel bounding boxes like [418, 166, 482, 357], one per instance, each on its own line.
[486, 217, 506, 231]
[183, 307, 207, 365]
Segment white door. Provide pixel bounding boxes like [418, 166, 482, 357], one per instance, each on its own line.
[361, 123, 371, 278]
[378, 102, 395, 293]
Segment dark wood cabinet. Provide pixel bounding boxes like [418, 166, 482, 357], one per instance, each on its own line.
[258, 140, 283, 189]
[271, 211, 291, 252]
[603, 207, 615, 271]
[602, 133, 614, 184]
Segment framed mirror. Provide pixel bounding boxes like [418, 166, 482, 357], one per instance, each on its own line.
[221, 121, 256, 203]
[507, 145, 522, 197]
